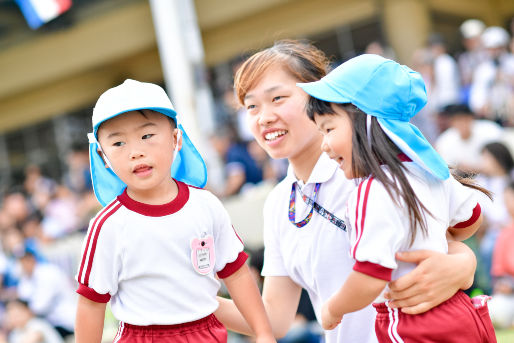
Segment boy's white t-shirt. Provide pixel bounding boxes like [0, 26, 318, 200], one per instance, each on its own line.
[75, 181, 247, 325]
[261, 153, 377, 343]
[346, 162, 481, 296]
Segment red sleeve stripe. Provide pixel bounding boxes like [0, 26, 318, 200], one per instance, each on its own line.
[77, 284, 111, 303]
[353, 260, 393, 281]
[217, 251, 249, 279]
[78, 201, 122, 285]
[231, 225, 244, 245]
[453, 203, 481, 229]
[353, 177, 374, 259]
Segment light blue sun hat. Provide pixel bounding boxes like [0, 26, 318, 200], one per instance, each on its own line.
[297, 54, 449, 180]
[88, 79, 207, 206]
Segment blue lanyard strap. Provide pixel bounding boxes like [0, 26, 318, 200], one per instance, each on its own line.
[295, 182, 347, 231]
[289, 182, 320, 228]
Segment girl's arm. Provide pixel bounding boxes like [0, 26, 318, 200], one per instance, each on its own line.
[75, 295, 107, 343]
[322, 271, 386, 330]
[222, 264, 276, 342]
[447, 213, 483, 242]
[385, 241, 476, 314]
[216, 275, 302, 338]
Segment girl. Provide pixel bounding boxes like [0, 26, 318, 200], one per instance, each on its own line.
[300, 53, 496, 342]
[216, 40, 480, 343]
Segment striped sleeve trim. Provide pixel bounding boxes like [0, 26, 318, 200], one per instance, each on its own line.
[452, 203, 481, 229]
[351, 177, 374, 259]
[217, 251, 249, 279]
[353, 260, 393, 281]
[77, 284, 111, 303]
[77, 200, 122, 286]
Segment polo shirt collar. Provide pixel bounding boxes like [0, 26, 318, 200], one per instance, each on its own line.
[285, 152, 338, 186]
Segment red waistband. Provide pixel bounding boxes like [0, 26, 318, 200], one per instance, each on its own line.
[121, 313, 220, 331]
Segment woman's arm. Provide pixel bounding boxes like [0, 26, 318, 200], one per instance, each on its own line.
[217, 275, 302, 338]
[385, 241, 476, 314]
[75, 295, 107, 343]
[322, 271, 386, 330]
[222, 264, 275, 342]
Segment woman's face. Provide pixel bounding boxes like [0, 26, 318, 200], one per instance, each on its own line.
[243, 66, 322, 162]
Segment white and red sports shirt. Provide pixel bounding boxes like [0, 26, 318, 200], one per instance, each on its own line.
[346, 162, 481, 291]
[75, 180, 247, 325]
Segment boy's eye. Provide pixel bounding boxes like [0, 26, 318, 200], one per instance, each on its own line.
[142, 134, 154, 139]
[272, 96, 283, 102]
[113, 141, 124, 147]
[246, 104, 256, 110]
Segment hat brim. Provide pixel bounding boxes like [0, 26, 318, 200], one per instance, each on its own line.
[377, 118, 449, 180]
[297, 80, 352, 104]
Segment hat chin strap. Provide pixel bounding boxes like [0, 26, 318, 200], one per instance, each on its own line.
[366, 114, 372, 147]
[172, 129, 182, 165]
[88, 133, 114, 171]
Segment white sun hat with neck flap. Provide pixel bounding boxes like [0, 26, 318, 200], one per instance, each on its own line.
[88, 79, 207, 206]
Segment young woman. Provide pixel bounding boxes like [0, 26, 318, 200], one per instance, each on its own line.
[215, 40, 477, 343]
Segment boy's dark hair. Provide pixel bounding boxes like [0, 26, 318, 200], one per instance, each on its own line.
[137, 110, 176, 129]
[307, 98, 491, 245]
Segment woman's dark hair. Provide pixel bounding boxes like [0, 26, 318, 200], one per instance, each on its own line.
[482, 141, 514, 174]
[307, 98, 491, 245]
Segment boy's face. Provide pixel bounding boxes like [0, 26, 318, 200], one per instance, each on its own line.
[314, 105, 354, 179]
[97, 110, 181, 201]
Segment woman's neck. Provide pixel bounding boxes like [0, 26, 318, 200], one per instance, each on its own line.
[289, 142, 323, 183]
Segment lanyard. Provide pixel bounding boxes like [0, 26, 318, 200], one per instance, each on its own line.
[293, 182, 347, 231]
[289, 182, 320, 228]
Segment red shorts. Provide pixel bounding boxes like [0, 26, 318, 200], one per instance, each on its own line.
[373, 291, 496, 342]
[113, 314, 227, 343]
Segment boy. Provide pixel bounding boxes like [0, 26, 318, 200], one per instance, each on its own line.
[75, 79, 275, 343]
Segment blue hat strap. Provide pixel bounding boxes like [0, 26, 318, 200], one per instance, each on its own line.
[366, 115, 372, 147]
[88, 133, 114, 170]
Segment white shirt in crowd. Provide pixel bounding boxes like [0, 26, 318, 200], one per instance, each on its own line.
[435, 119, 503, 170]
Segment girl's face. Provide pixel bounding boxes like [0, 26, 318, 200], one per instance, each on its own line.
[243, 66, 322, 163]
[314, 105, 354, 178]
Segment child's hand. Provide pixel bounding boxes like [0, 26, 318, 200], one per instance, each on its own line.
[321, 301, 342, 330]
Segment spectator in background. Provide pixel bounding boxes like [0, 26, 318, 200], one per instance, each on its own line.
[16, 248, 76, 339]
[435, 104, 503, 173]
[427, 33, 461, 111]
[410, 47, 439, 143]
[4, 298, 63, 343]
[475, 142, 514, 292]
[488, 180, 514, 329]
[209, 126, 264, 198]
[63, 143, 92, 196]
[469, 26, 514, 125]
[457, 19, 487, 105]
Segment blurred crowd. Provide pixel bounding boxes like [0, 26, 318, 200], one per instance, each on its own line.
[0, 17, 514, 343]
